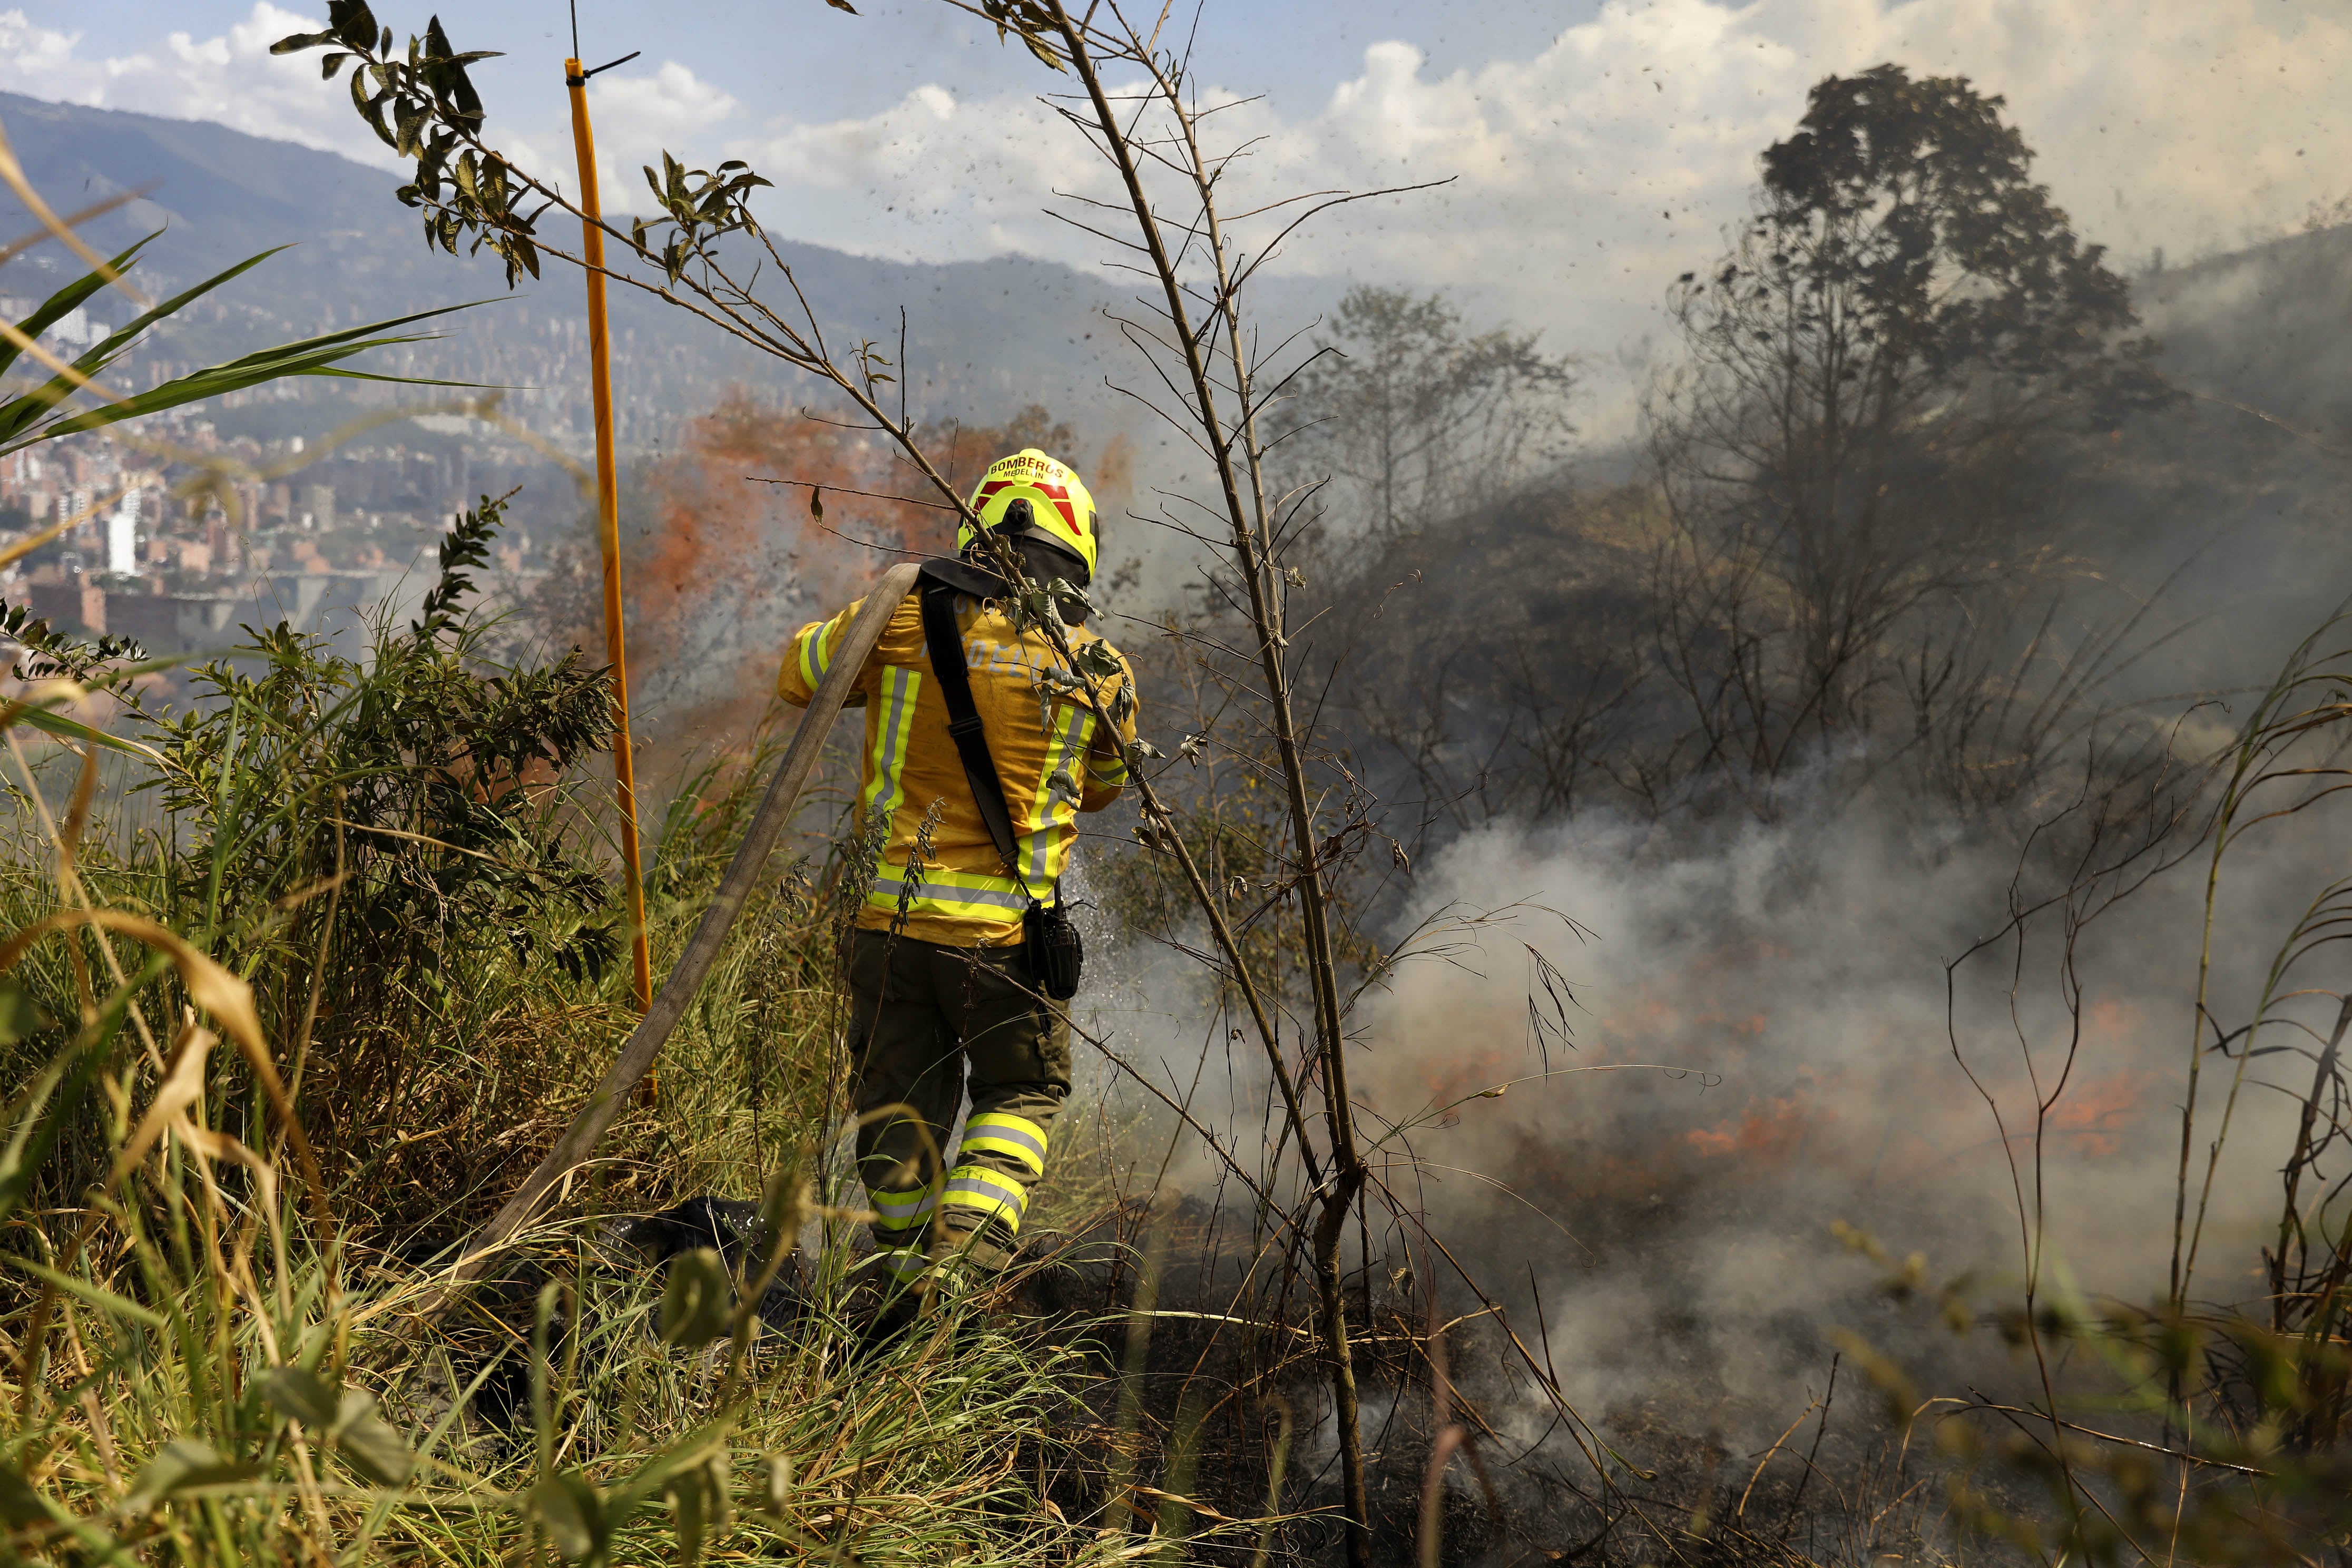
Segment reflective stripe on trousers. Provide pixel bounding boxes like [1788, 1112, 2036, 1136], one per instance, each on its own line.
[868, 1179, 938, 1236]
[847, 928, 1070, 1271]
[939, 1164, 1028, 1238]
[958, 1111, 1048, 1177]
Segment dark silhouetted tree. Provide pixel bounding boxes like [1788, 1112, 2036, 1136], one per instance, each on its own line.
[1650, 62, 2156, 811]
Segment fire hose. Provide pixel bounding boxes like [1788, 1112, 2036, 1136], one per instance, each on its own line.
[435, 561, 922, 1298]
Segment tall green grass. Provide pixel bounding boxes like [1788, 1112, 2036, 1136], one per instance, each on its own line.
[0, 501, 1198, 1565]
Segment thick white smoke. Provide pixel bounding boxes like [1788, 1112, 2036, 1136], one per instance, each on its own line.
[1346, 795, 2322, 1439]
[1074, 783, 2334, 1475]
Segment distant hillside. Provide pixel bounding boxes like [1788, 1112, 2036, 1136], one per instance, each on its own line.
[2141, 222, 2352, 440]
[0, 91, 1210, 447]
[2103, 224, 2352, 677]
[0, 91, 524, 358]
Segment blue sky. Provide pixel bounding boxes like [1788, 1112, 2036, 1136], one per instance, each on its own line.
[391, 0, 1596, 128]
[32, 2, 1595, 150]
[7, 2, 2350, 422]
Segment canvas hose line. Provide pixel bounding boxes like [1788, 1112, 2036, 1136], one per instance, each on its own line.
[429, 562, 925, 1305]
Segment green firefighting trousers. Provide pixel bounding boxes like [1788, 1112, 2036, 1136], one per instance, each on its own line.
[846, 926, 1070, 1276]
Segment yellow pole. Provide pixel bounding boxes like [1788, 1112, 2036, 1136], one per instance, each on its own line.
[565, 59, 654, 1018]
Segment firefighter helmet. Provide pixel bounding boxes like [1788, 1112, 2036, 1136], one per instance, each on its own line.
[962, 448, 1099, 579]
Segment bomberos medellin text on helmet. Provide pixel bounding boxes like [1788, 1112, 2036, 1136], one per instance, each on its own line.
[962, 448, 1100, 580]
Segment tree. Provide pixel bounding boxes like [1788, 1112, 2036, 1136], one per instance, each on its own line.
[1283, 285, 1574, 538]
[1649, 63, 2155, 808]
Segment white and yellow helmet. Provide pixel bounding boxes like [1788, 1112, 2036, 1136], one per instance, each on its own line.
[962, 448, 1099, 579]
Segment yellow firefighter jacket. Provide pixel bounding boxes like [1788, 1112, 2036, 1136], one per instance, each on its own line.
[777, 585, 1136, 947]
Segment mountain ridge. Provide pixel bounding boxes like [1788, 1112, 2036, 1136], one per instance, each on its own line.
[0, 88, 1204, 441]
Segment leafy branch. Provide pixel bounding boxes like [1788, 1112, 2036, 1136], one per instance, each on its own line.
[0, 601, 145, 681]
[410, 484, 520, 641]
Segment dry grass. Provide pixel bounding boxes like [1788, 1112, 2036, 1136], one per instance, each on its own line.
[0, 554, 1221, 1565]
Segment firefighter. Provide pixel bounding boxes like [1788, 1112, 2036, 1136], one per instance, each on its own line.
[775, 448, 1136, 1309]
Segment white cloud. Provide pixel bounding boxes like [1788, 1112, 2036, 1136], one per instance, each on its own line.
[717, 0, 2352, 411]
[727, 78, 1082, 254]
[0, 5, 400, 167]
[0, 7, 742, 227]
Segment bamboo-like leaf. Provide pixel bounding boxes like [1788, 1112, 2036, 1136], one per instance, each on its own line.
[0, 1459, 55, 1525]
[8, 297, 491, 455]
[270, 29, 339, 54]
[0, 978, 44, 1046]
[128, 1440, 261, 1507]
[659, 1247, 733, 1347]
[4, 702, 168, 762]
[527, 1472, 605, 1561]
[0, 234, 160, 380]
[257, 1365, 339, 1429]
[330, 0, 379, 51]
[331, 1389, 416, 1486]
[0, 240, 300, 442]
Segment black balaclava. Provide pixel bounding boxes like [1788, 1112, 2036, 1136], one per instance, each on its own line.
[957, 499, 1094, 623]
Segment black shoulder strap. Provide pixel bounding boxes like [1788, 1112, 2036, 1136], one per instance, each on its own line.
[917, 567, 1029, 888]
